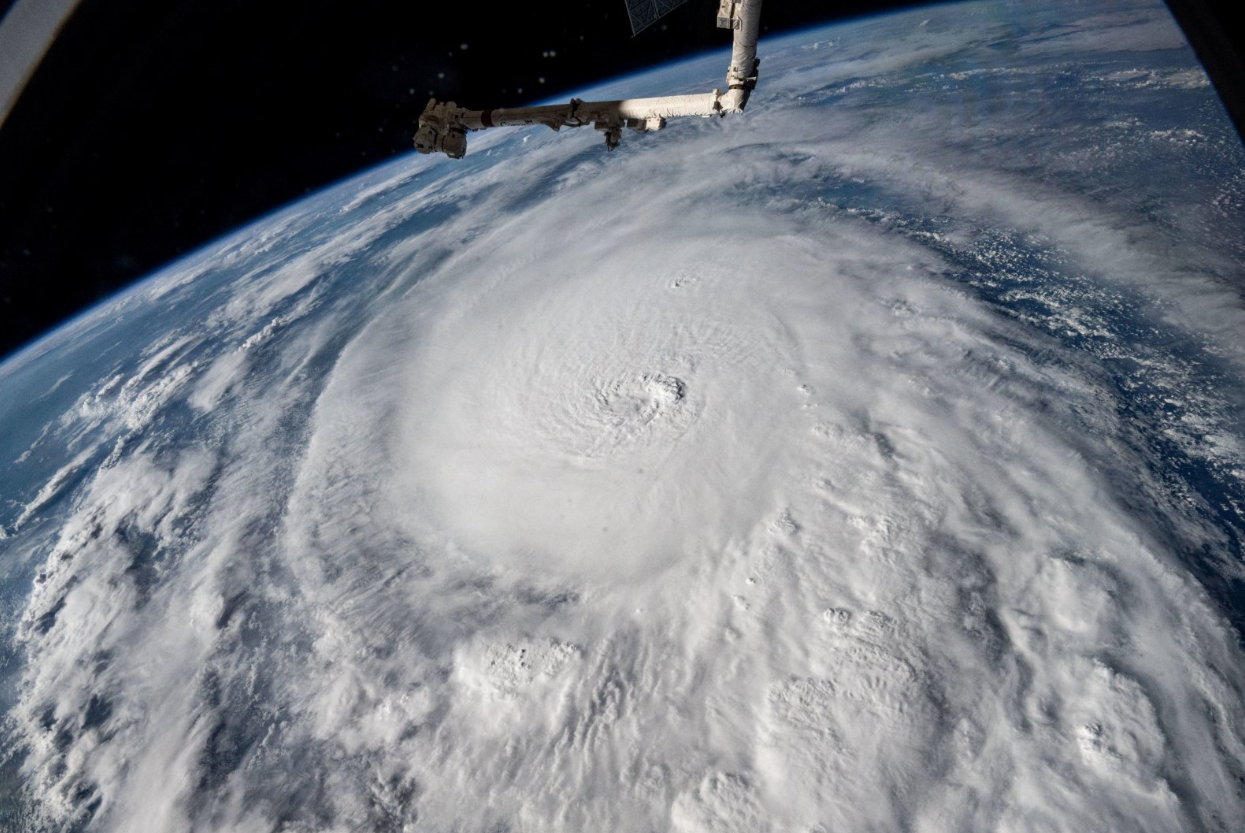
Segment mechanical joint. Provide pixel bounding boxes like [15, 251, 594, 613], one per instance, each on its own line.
[414, 99, 471, 159]
[594, 120, 623, 152]
[727, 57, 760, 91]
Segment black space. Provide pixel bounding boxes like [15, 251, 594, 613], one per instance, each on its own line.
[0, 0, 1240, 362]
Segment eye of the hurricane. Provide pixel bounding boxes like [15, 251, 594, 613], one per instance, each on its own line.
[573, 372, 690, 458]
[598, 372, 685, 417]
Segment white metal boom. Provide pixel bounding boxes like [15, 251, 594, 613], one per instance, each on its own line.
[414, 0, 762, 159]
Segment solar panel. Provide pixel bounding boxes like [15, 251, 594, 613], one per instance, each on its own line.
[623, 0, 692, 35]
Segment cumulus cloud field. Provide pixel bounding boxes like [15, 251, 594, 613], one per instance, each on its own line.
[1, 0, 1244, 830]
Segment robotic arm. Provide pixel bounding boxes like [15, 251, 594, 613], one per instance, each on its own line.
[414, 0, 762, 159]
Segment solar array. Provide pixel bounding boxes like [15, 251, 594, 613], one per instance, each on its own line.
[623, 0, 692, 35]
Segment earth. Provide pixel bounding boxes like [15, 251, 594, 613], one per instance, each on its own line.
[2, 0, 1245, 830]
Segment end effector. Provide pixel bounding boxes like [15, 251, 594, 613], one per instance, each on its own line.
[413, 99, 470, 159]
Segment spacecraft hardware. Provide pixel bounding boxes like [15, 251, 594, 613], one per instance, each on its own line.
[414, 0, 763, 158]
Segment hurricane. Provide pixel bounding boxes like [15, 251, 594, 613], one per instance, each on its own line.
[2, 0, 1244, 830]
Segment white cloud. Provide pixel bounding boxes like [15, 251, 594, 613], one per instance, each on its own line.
[3, 1, 1244, 831]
